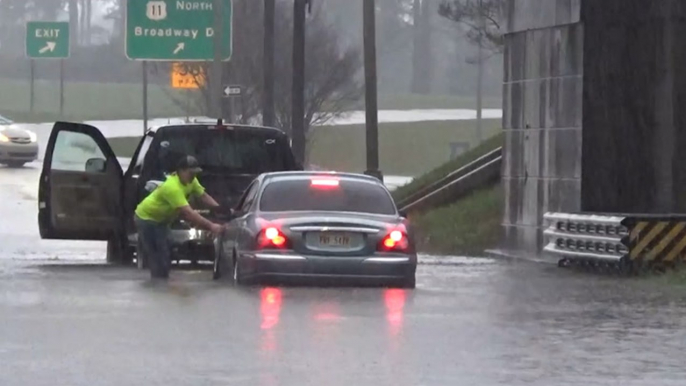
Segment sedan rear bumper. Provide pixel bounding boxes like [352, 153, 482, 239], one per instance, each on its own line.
[239, 252, 416, 283]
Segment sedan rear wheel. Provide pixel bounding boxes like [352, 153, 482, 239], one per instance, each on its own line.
[212, 250, 223, 280]
[6, 161, 25, 168]
[393, 275, 415, 289]
[232, 255, 241, 283]
[232, 252, 252, 286]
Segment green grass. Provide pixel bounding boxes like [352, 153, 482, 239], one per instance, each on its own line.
[108, 119, 501, 176]
[0, 78, 201, 122]
[392, 132, 504, 203]
[412, 184, 503, 255]
[309, 120, 501, 175]
[0, 76, 500, 122]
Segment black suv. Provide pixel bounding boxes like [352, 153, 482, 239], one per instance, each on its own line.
[38, 121, 299, 266]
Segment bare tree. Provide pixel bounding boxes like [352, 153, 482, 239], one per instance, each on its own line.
[158, 0, 362, 155]
[439, 0, 505, 53]
[68, 0, 79, 47]
[411, 0, 433, 94]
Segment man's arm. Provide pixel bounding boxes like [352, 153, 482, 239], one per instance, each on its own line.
[161, 182, 222, 234]
[178, 206, 220, 232]
[199, 193, 220, 208]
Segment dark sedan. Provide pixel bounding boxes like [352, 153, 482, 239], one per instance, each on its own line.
[213, 172, 417, 288]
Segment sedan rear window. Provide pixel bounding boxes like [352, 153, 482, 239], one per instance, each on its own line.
[259, 178, 397, 215]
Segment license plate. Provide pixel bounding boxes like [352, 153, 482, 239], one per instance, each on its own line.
[318, 233, 351, 248]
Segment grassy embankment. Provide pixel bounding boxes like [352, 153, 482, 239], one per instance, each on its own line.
[392, 133, 504, 255]
[110, 119, 501, 176]
[0, 77, 501, 123]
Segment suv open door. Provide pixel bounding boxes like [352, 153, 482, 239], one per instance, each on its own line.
[38, 122, 123, 240]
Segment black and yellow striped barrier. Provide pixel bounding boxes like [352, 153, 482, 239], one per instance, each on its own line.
[544, 213, 686, 271]
[625, 218, 686, 264]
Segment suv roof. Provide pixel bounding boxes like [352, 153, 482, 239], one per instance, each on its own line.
[147, 123, 287, 136]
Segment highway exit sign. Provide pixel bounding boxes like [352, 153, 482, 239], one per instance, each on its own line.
[26, 21, 70, 59]
[126, 0, 233, 61]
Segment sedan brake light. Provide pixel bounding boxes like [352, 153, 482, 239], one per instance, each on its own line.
[258, 226, 289, 249]
[380, 229, 409, 252]
[310, 178, 340, 188]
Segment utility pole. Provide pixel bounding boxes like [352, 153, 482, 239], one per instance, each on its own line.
[475, 0, 484, 145]
[292, 0, 307, 165]
[211, 0, 224, 119]
[263, 0, 276, 127]
[364, 0, 381, 180]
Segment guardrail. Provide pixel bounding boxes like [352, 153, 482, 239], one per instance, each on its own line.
[397, 147, 502, 210]
[543, 212, 686, 271]
[399, 147, 502, 214]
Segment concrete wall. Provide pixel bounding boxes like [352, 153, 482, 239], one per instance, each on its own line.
[581, 0, 686, 214]
[503, 0, 686, 258]
[502, 0, 583, 256]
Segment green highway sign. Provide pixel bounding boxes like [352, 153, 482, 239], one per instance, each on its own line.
[26, 21, 70, 59]
[126, 0, 233, 61]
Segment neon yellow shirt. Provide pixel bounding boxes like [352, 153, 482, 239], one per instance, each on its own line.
[135, 174, 205, 224]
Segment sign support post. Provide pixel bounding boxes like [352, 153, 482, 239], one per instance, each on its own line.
[143, 61, 149, 134]
[59, 59, 65, 116]
[30, 60, 35, 113]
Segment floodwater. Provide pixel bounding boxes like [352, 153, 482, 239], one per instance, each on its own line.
[1, 163, 685, 386]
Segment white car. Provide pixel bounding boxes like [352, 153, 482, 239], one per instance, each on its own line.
[0, 115, 39, 168]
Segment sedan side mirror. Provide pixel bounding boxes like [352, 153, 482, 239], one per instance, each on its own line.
[145, 180, 164, 192]
[85, 158, 107, 173]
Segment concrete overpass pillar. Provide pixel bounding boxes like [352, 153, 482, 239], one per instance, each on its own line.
[502, 0, 686, 257]
[502, 0, 583, 257]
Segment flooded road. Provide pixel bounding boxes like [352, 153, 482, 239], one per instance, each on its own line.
[1, 164, 686, 386]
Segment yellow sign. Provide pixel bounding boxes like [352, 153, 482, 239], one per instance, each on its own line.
[171, 63, 205, 89]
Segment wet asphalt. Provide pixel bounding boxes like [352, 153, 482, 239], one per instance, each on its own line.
[2, 164, 686, 386]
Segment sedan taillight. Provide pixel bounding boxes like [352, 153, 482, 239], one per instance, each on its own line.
[257, 226, 289, 249]
[379, 229, 409, 252]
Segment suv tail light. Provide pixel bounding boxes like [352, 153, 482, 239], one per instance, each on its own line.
[379, 229, 409, 252]
[257, 226, 289, 249]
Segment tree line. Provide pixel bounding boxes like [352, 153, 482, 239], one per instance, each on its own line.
[0, 0, 504, 94]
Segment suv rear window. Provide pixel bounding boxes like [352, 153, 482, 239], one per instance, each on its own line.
[151, 126, 293, 174]
[259, 178, 397, 215]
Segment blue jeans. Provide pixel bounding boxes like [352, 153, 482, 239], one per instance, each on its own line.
[135, 215, 171, 279]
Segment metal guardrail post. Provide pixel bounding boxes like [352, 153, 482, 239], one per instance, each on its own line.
[543, 213, 629, 266]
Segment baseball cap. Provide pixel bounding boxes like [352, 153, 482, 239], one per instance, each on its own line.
[177, 155, 203, 173]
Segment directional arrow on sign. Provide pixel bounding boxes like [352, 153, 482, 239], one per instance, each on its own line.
[223, 85, 242, 97]
[173, 43, 185, 55]
[38, 42, 57, 54]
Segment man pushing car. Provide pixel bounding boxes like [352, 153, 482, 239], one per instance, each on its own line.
[134, 155, 225, 279]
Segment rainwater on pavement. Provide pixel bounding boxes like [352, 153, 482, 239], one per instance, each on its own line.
[1, 163, 686, 386]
